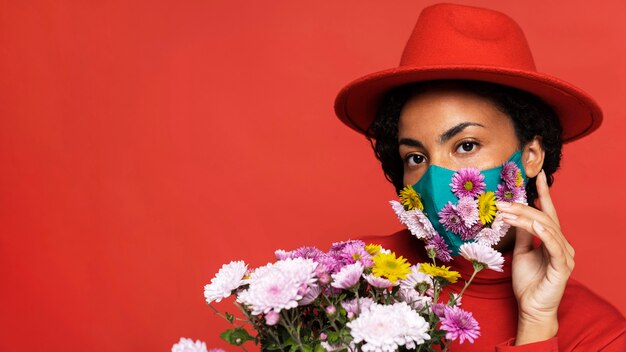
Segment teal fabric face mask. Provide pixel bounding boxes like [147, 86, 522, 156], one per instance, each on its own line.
[411, 150, 527, 255]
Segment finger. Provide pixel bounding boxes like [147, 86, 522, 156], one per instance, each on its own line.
[497, 201, 573, 258]
[536, 170, 560, 227]
[496, 201, 557, 232]
[503, 216, 572, 271]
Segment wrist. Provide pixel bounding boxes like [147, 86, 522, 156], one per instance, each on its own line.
[515, 314, 558, 346]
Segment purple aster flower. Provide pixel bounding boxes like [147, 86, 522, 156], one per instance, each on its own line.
[292, 246, 324, 260]
[440, 306, 481, 344]
[461, 222, 483, 241]
[338, 241, 373, 268]
[500, 162, 520, 189]
[450, 168, 486, 198]
[439, 202, 467, 235]
[425, 235, 452, 262]
[456, 197, 479, 227]
[495, 184, 524, 203]
[329, 240, 364, 253]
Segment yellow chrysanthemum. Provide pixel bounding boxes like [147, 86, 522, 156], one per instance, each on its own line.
[419, 263, 461, 284]
[398, 185, 424, 211]
[372, 252, 411, 283]
[478, 191, 497, 225]
[365, 244, 381, 256]
[515, 170, 524, 187]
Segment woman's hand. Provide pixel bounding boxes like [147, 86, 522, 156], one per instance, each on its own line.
[496, 170, 575, 345]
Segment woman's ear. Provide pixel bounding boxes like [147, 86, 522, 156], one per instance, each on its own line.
[522, 136, 545, 178]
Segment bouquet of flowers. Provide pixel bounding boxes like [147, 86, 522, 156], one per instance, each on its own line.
[175, 161, 525, 352]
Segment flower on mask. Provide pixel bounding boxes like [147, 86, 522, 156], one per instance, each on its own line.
[495, 183, 524, 203]
[477, 191, 497, 225]
[450, 168, 486, 198]
[399, 185, 424, 211]
[500, 162, 520, 189]
[456, 197, 479, 227]
[438, 202, 467, 235]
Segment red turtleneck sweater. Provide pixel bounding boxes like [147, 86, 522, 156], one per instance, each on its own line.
[363, 230, 626, 351]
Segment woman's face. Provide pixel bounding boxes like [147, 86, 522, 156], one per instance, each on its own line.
[398, 87, 520, 186]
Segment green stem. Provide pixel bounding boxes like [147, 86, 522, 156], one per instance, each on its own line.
[457, 267, 480, 300]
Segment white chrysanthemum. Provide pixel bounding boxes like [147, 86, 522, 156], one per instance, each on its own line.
[331, 262, 364, 289]
[363, 273, 397, 288]
[237, 265, 300, 315]
[203, 261, 247, 304]
[397, 288, 433, 311]
[273, 257, 318, 288]
[400, 264, 433, 296]
[459, 242, 505, 272]
[171, 338, 208, 352]
[390, 201, 436, 239]
[347, 302, 430, 351]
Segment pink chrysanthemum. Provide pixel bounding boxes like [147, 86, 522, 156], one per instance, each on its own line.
[237, 258, 317, 315]
[456, 197, 479, 227]
[459, 243, 504, 272]
[171, 338, 209, 352]
[363, 273, 396, 288]
[425, 235, 452, 262]
[450, 168, 486, 198]
[490, 212, 511, 238]
[439, 202, 467, 235]
[299, 284, 321, 305]
[500, 162, 520, 189]
[340, 297, 375, 319]
[331, 262, 364, 289]
[390, 201, 437, 240]
[203, 261, 248, 304]
[474, 227, 502, 247]
[398, 288, 433, 311]
[440, 306, 481, 344]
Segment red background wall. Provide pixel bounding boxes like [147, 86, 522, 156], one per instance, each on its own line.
[1, 0, 624, 350]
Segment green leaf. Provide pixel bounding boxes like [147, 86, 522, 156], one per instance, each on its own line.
[219, 327, 255, 346]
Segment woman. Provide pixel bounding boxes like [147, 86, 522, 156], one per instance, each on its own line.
[334, 4, 625, 351]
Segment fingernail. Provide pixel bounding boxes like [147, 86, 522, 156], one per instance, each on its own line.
[496, 201, 511, 209]
[532, 220, 545, 233]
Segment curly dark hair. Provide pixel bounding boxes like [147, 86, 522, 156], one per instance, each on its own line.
[367, 80, 563, 206]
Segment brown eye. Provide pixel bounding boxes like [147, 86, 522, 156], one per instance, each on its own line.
[457, 141, 478, 153]
[406, 154, 426, 166]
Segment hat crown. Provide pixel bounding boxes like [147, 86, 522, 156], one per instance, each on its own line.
[400, 3, 536, 70]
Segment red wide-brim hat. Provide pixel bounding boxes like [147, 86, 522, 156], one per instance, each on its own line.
[334, 3, 602, 142]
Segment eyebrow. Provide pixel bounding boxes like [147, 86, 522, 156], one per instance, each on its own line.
[398, 122, 485, 148]
[439, 122, 484, 144]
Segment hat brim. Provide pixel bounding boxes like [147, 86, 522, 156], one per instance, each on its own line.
[334, 65, 602, 143]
